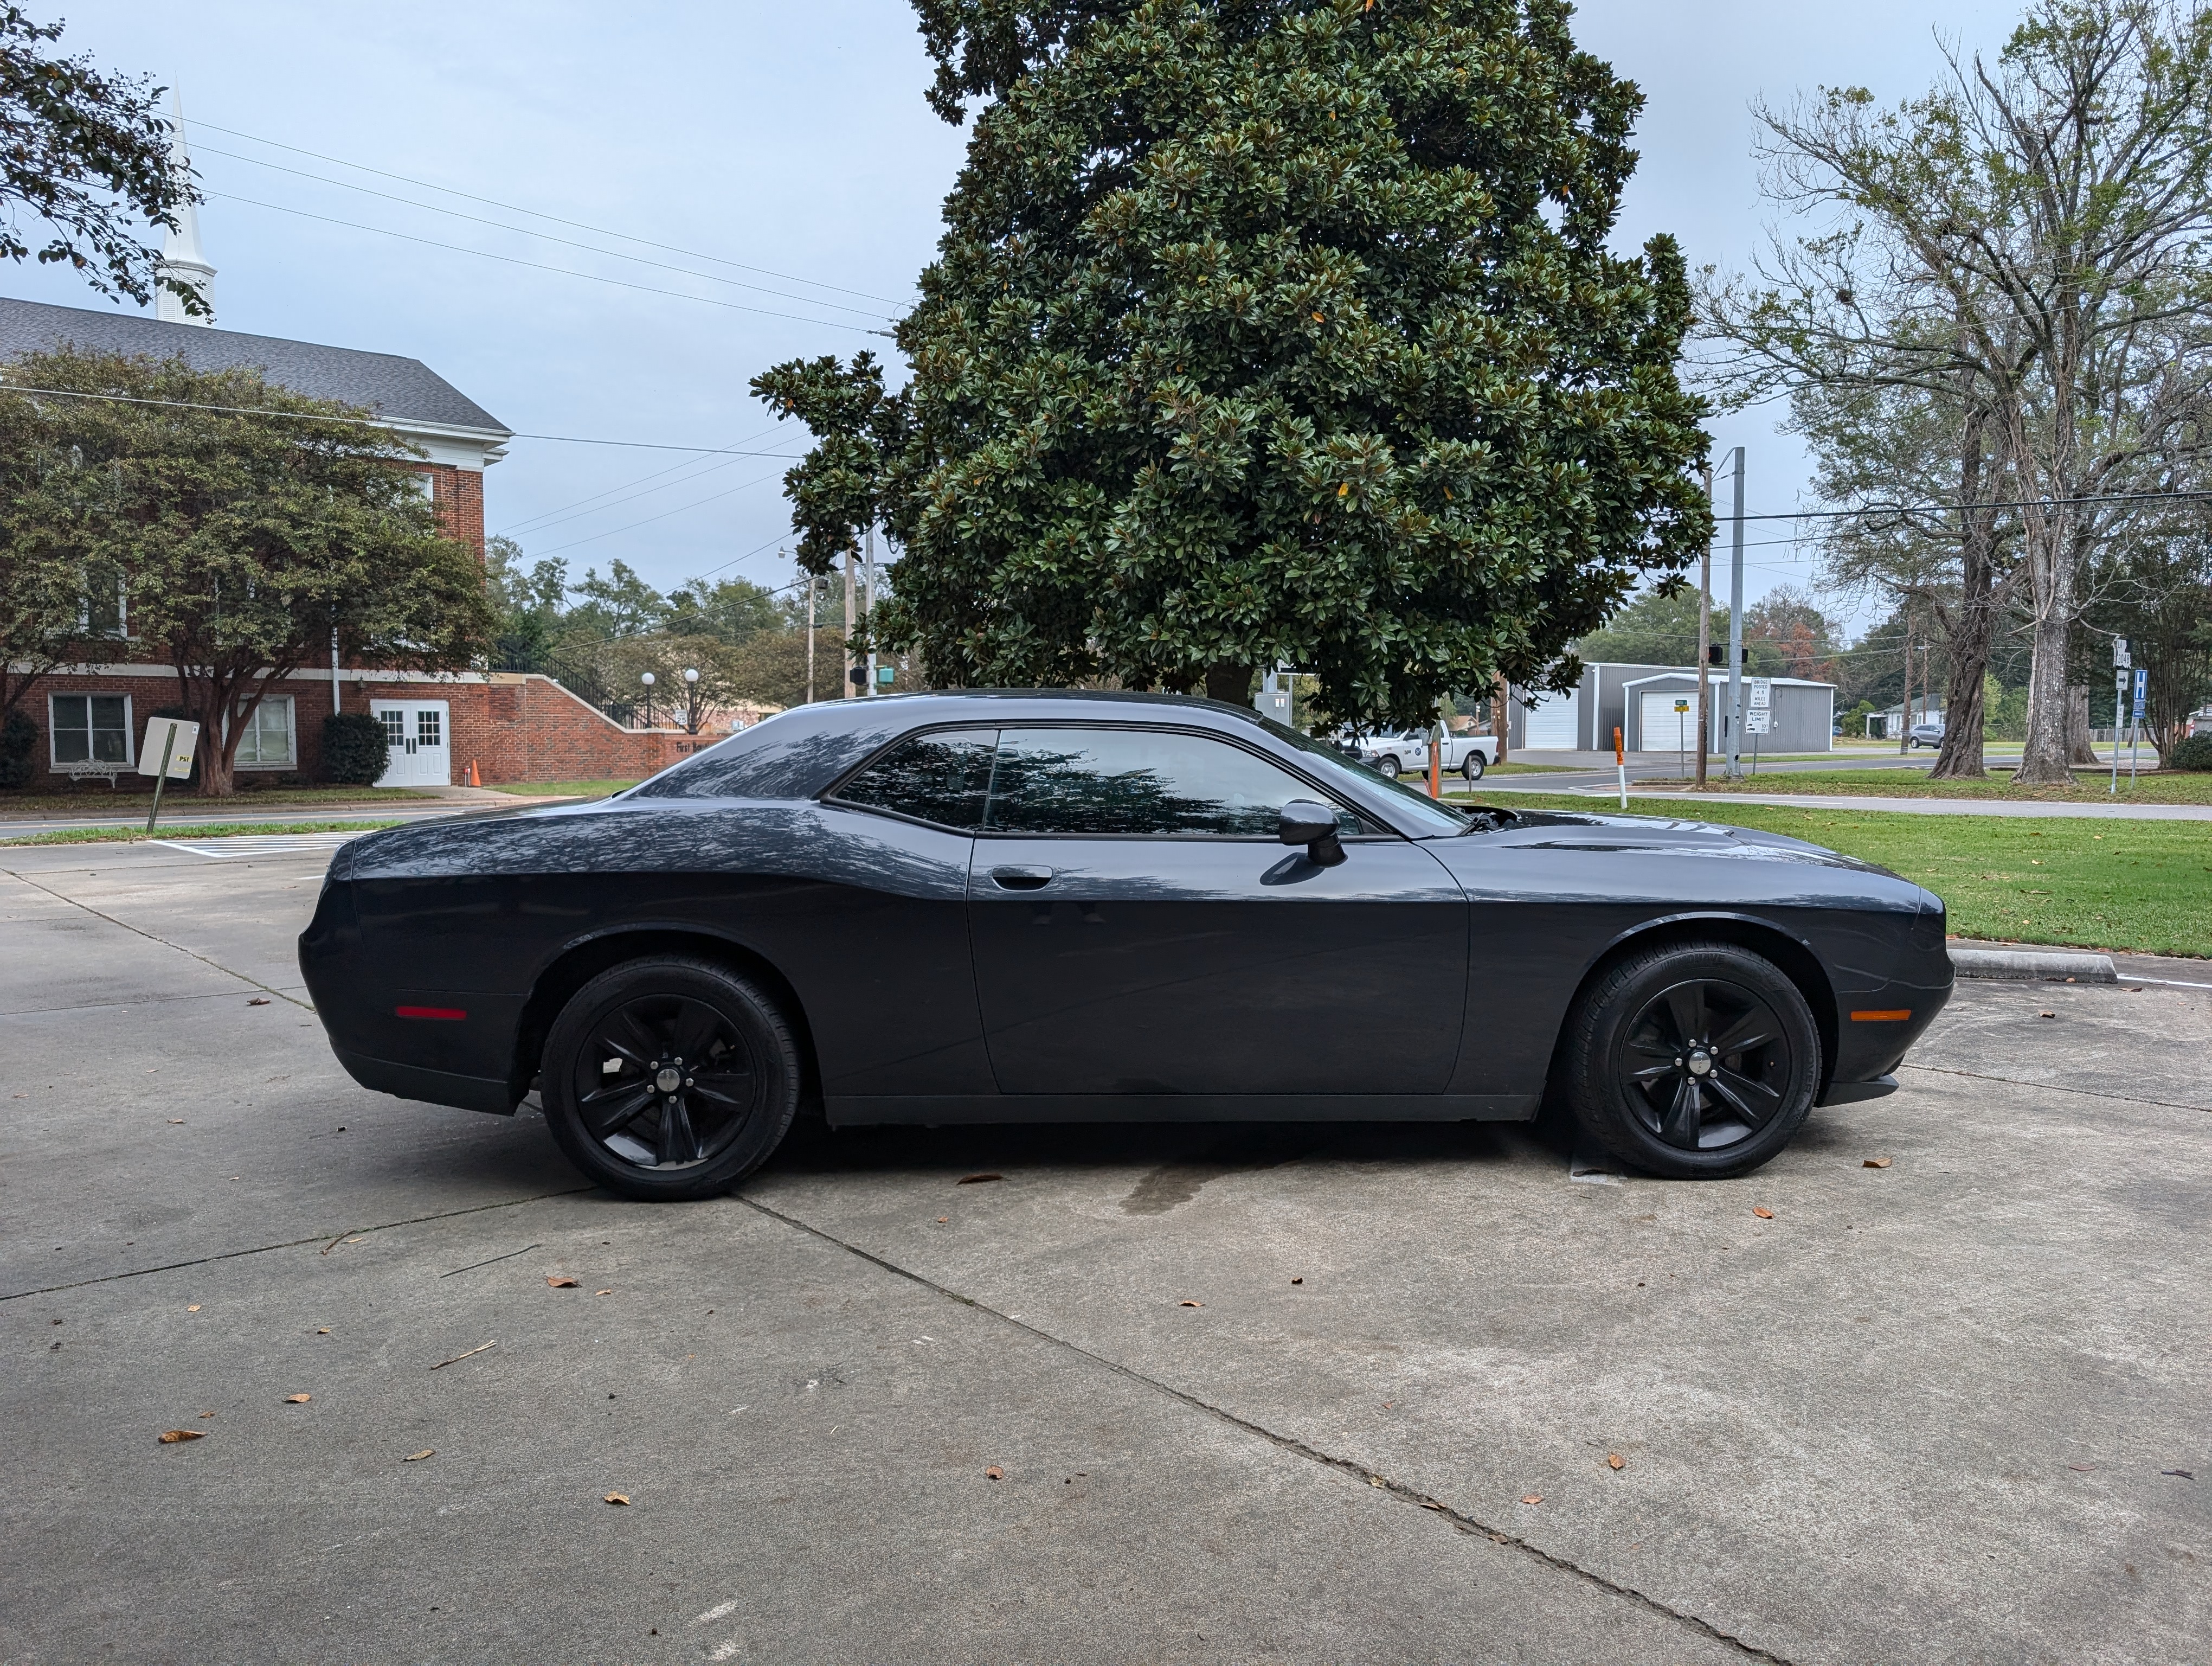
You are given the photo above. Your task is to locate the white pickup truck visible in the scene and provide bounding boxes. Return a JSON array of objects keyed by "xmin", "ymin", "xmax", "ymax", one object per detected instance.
[{"xmin": 1355, "ymin": 727, "xmax": 1499, "ymax": 781}]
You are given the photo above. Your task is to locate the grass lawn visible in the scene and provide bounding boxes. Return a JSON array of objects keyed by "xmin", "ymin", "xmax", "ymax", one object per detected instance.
[
  {"xmin": 1483, "ymin": 761, "xmax": 1583, "ymax": 774},
  {"xmin": 1455, "ymin": 791, "xmax": 2211, "ymax": 958},
  {"xmin": 0, "ymin": 819, "xmax": 407, "ymax": 848},
  {"xmin": 0, "ymin": 786, "xmax": 437, "ymax": 818},
  {"xmin": 488, "ymin": 779, "xmax": 639, "ymax": 798},
  {"xmin": 1626, "ymin": 768, "xmax": 2212, "ymax": 804}
]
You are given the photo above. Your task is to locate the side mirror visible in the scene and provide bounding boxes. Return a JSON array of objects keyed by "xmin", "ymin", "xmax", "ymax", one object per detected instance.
[{"xmin": 1279, "ymin": 799, "xmax": 1346, "ymax": 867}]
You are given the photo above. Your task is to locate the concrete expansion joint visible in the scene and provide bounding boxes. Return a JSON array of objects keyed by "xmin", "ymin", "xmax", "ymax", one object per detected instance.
[
  {"xmin": 0, "ymin": 1187, "xmax": 591, "ymax": 1304},
  {"xmin": 736, "ymin": 1194, "xmax": 1799, "ymax": 1666},
  {"xmin": 1902, "ymin": 1061, "xmax": 2212, "ymax": 1117},
  {"xmin": 2, "ymin": 866, "xmax": 313, "ymax": 1011}
]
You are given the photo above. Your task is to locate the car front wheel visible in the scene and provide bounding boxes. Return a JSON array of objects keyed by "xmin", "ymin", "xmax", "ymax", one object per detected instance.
[
  {"xmin": 1462, "ymin": 753, "xmax": 1486, "ymax": 781},
  {"xmin": 1374, "ymin": 754, "xmax": 1401, "ymax": 778},
  {"xmin": 541, "ymin": 956, "xmax": 801, "ymax": 1201},
  {"xmin": 1560, "ymin": 941, "xmax": 1819, "ymax": 1180}
]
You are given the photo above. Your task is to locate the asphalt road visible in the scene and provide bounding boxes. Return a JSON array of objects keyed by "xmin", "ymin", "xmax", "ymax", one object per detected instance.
[{"xmin": 5, "ymin": 841, "xmax": 2209, "ymax": 1664}]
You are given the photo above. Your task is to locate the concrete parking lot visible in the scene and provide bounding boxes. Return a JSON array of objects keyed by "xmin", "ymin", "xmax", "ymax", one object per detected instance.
[{"xmin": 5, "ymin": 839, "xmax": 2209, "ymax": 1665}]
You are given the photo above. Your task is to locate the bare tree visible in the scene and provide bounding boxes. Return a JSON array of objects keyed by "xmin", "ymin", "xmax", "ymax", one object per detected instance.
[{"xmin": 1702, "ymin": 0, "xmax": 2212, "ymax": 783}]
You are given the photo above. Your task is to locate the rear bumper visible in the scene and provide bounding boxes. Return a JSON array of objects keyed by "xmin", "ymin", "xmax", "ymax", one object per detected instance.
[{"xmin": 332, "ymin": 1047, "xmax": 517, "ymax": 1116}]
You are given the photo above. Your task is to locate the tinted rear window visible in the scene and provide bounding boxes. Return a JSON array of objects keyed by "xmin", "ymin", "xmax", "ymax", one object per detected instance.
[{"xmin": 830, "ymin": 731, "xmax": 996, "ymax": 829}]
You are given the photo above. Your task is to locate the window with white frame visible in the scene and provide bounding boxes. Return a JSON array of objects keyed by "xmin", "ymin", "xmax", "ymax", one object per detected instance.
[
  {"xmin": 50, "ymin": 693, "xmax": 132, "ymax": 765},
  {"xmin": 232, "ymin": 696, "xmax": 297, "ymax": 768}
]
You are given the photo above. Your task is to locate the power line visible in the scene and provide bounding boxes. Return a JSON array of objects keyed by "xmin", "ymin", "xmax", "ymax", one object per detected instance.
[
  {"xmin": 1734, "ymin": 486, "xmax": 2212, "ymax": 523},
  {"xmin": 530, "ymin": 468, "xmax": 788, "ymax": 558},
  {"xmin": 0, "ymin": 382, "xmax": 807, "ymax": 456},
  {"xmin": 194, "ymin": 143, "xmax": 893, "ymax": 322},
  {"xmin": 189, "ymin": 119, "xmax": 912, "ymax": 309},
  {"xmin": 212, "ymin": 194, "xmax": 886, "ymax": 335},
  {"xmin": 496, "ymin": 422, "xmax": 788, "ymax": 539}
]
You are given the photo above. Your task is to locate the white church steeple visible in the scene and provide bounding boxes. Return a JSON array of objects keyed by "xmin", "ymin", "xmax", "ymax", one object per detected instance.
[{"xmin": 155, "ymin": 91, "xmax": 214, "ymax": 325}]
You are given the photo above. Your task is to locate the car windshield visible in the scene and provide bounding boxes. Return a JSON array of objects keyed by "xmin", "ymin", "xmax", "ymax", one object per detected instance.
[{"xmin": 1257, "ymin": 718, "xmax": 1472, "ymax": 835}]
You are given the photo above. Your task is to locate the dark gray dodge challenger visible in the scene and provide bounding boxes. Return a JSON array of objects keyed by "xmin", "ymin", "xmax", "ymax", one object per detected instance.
[{"xmin": 300, "ymin": 690, "xmax": 1952, "ymax": 1199}]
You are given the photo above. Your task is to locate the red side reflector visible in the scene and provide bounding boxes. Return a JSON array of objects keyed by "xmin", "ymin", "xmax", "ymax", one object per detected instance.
[
  {"xmin": 396, "ymin": 1005, "xmax": 467, "ymax": 1021},
  {"xmin": 1849, "ymin": 1009, "xmax": 1912, "ymax": 1023}
]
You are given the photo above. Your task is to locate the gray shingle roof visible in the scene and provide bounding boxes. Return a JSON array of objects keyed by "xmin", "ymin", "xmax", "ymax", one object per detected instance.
[{"xmin": 0, "ymin": 298, "xmax": 508, "ymax": 434}]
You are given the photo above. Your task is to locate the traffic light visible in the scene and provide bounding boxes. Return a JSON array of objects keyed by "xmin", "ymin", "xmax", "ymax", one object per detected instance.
[
  {"xmin": 848, "ymin": 666, "xmax": 869, "ymax": 687},
  {"xmin": 1706, "ymin": 644, "xmax": 1746, "ymax": 666}
]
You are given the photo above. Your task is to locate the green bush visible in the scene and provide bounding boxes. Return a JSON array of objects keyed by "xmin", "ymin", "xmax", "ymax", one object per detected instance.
[
  {"xmin": 2165, "ymin": 732, "xmax": 2212, "ymax": 772},
  {"xmin": 0, "ymin": 709, "xmax": 35, "ymax": 789},
  {"xmin": 322, "ymin": 711, "xmax": 390, "ymax": 785}
]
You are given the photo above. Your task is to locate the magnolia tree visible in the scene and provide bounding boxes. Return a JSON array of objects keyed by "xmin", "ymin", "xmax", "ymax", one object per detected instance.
[
  {"xmin": 761, "ymin": 0, "xmax": 1711, "ymax": 728},
  {"xmin": 3, "ymin": 350, "xmax": 491, "ymax": 794}
]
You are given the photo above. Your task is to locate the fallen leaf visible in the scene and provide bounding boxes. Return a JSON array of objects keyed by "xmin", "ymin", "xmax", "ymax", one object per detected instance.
[
  {"xmin": 1862, "ymin": 1157, "xmax": 1893, "ymax": 1169},
  {"xmin": 547, "ymin": 1276, "xmax": 579, "ymax": 1288},
  {"xmin": 2068, "ymin": 1463, "xmax": 2096, "ymax": 1472},
  {"xmin": 936, "ymin": 1216, "xmax": 949, "ymax": 1224},
  {"xmin": 1290, "ymin": 1277, "xmax": 1303, "ymax": 1285},
  {"xmin": 1368, "ymin": 1475, "xmax": 1385, "ymax": 1488},
  {"xmin": 168, "ymin": 1118, "xmax": 185, "ymax": 1124},
  {"xmin": 1752, "ymin": 1207, "xmax": 1774, "ymax": 1220},
  {"xmin": 603, "ymin": 1492, "xmax": 631, "ymax": 1505},
  {"xmin": 158, "ymin": 1429, "xmax": 204, "ymax": 1444},
  {"xmin": 957, "ymin": 1172, "xmax": 1004, "ymax": 1185},
  {"xmin": 1521, "ymin": 1494, "xmax": 1542, "ymax": 1505},
  {"xmin": 595, "ymin": 1289, "xmax": 613, "ymax": 1296},
  {"xmin": 186, "ymin": 1304, "xmax": 201, "ymax": 1312},
  {"xmin": 1179, "ymin": 1299, "xmax": 1204, "ymax": 1308},
  {"xmin": 1607, "ymin": 1453, "xmax": 1626, "ymax": 1470},
  {"xmin": 404, "ymin": 1449, "xmax": 435, "ymax": 1463},
  {"xmin": 2039, "ymin": 1011, "xmax": 2055, "ymax": 1020},
  {"xmin": 317, "ymin": 1328, "xmax": 330, "ymax": 1335},
  {"xmin": 284, "ymin": 1393, "xmax": 311, "ymax": 1404},
  {"xmin": 248, "ymin": 997, "xmax": 270, "ymax": 1007},
  {"xmin": 1421, "ymin": 1501, "xmax": 1445, "ymax": 1510},
  {"xmin": 198, "ymin": 1411, "xmax": 214, "ymax": 1419},
  {"xmin": 985, "ymin": 1466, "xmax": 1003, "ymax": 1481},
  {"xmin": 427, "ymin": 1340, "xmax": 497, "ymax": 1370}
]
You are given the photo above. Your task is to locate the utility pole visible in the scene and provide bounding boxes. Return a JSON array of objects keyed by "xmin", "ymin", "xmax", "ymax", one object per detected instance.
[
  {"xmin": 863, "ymin": 522, "xmax": 878, "ymax": 696},
  {"xmin": 1695, "ymin": 462, "xmax": 1714, "ymax": 790},
  {"xmin": 1898, "ymin": 610, "xmax": 1912, "ymax": 754},
  {"xmin": 1725, "ymin": 445, "xmax": 1746, "ymax": 780},
  {"xmin": 843, "ymin": 545, "xmax": 858, "ymax": 699},
  {"xmin": 805, "ymin": 567, "xmax": 816, "ymax": 704},
  {"xmin": 1493, "ymin": 670, "xmax": 1509, "ymax": 765}
]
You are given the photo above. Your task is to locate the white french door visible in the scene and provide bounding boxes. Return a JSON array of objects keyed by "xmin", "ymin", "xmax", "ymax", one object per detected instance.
[{"xmin": 371, "ymin": 700, "xmax": 451, "ymax": 787}]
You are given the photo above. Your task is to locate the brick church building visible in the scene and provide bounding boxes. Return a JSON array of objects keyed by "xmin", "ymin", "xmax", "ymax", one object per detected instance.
[{"xmin": 2, "ymin": 125, "xmax": 702, "ymax": 792}]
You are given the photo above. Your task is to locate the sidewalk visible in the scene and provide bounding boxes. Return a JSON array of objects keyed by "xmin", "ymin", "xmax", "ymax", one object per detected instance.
[{"xmin": 1479, "ymin": 781, "xmax": 2212, "ymax": 821}]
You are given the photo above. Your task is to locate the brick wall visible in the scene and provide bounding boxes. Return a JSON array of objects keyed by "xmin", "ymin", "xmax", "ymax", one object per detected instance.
[{"xmin": 12, "ymin": 670, "xmax": 713, "ymax": 793}]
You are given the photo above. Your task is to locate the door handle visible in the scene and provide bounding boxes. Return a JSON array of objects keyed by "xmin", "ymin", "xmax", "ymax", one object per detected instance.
[{"xmin": 989, "ymin": 866, "xmax": 1054, "ymax": 890}]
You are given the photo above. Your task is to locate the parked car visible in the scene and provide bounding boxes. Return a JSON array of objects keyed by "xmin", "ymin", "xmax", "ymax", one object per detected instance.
[
  {"xmin": 1907, "ymin": 721, "xmax": 1945, "ymax": 749},
  {"xmin": 301, "ymin": 690, "xmax": 1952, "ymax": 1197},
  {"xmin": 1357, "ymin": 726, "xmax": 1499, "ymax": 780}
]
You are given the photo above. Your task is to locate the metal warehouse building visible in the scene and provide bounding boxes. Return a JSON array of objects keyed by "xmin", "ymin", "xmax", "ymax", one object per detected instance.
[{"xmin": 1508, "ymin": 663, "xmax": 1836, "ymax": 755}]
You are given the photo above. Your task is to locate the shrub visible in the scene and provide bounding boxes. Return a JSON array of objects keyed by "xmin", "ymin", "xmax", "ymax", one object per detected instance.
[
  {"xmin": 0, "ymin": 710, "xmax": 35, "ymax": 789},
  {"xmin": 322, "ymin": 711, "xmax": 390, "ymax": 785},
  {"xmin": 2165, "ymin": 732, "xmax": 2212, "ymax": 772}
]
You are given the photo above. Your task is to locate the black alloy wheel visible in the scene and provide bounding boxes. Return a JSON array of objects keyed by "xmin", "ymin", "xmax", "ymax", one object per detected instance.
[
  {"xmin": 542, "ymin": 957, "xmax": 800, "ymax": 1201},
  {"xmin": 1562, "ymin": 940, "xmax": 1819, "ymax": 1179}
]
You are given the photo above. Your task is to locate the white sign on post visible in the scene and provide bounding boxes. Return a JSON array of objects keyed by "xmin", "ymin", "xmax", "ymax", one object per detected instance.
[
  {"xmin": 136, "ymin": 717, "xmax": 198, "ymax": 780},
  {"xmin": 1745, "ymin": 709, "xmax": 1772, "ymax": 736},
  {"xmin": 1748, "ymin": 677, "xmax": 1772, "ymax": 710}
]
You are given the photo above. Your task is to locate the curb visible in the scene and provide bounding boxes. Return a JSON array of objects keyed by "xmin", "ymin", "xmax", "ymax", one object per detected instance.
[{"xmin": 1949, "ymin": 946, "xmax": 2117, "ymax": 983}]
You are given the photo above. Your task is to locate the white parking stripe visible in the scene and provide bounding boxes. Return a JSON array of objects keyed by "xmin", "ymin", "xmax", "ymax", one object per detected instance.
[{"xmin": 150, "ymin": 832, "xmax": 367, "ymax": 861}]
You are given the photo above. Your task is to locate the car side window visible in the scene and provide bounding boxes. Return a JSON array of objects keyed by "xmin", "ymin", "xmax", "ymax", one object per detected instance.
[
  {"xmin": 831, "ymin": 730, "xmax": 996, "ymax": 829},
  {"xmin": 985, "ymin": 727, "xmax": 1354, "ymax": 837}
]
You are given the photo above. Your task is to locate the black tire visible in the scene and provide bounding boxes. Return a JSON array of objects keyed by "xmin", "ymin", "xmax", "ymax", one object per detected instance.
[
  {"xmin": 1561, "ymin": 940, "xmax": 1819, "ymax": 1180},
  {"xmin": 1462, "ymin": 752, "xmax": 1486, "ymax": 781},
  {"xmin": 1375, "ymin": 754, "xmax": 1401, "ymax": 779},
  {"xmin": 541, "ymin": 957, "xmax": 801, "ymax": 1201}
]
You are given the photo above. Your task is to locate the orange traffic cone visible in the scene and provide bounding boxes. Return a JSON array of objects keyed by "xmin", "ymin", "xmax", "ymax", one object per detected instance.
[{"xmin": 467, "ymin": 759, "xmax": 481, "ymax": 787}]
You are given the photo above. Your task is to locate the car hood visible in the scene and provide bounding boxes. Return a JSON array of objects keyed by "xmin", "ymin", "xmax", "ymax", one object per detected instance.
[{"xmin": 1453, "ymin": 807, "xmax": 1899, "ymax": 877}]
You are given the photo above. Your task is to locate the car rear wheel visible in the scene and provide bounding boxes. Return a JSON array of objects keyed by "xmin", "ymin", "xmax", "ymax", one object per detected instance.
[
  {"xmin": 1461, "ymin": 753, "xmax": 1486, "ymax": 781},
  {"xmin": 541, "ymin": 957, "xmax": 801, "ymax": 1201},
  {"xmin": 1374, "ymin": 754, "xmax": 1401, "ymax": 778},
  {"xmin": 1561, "ymin": 941, "xmax": 1819, "ymax": 1180}
]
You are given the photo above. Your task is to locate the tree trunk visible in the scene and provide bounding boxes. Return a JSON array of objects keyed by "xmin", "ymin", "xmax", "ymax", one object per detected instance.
[
  {"xmin": 1930, "ymin": 402, "xmax": 1998, "ymax": 780},
  {"xmin": 1493, "ymin": 672, "xmax": 1510, "ymax": 764},
  {"xmin": 1203, "ymin": 662, "xmax": 1251, "ymax": 707},
  {"xmin": 2065, "ymin": 685, "xmax": 2100, "ymax": 766},
  {"xmin": 2017, "ymin": 556, "xmax": 2081, "ymax": 785}
]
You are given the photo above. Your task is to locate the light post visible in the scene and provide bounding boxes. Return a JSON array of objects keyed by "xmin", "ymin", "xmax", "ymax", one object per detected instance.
[
  {"xmin": 639, "ymin": 670, "xmax": 655, "ymax": 729},
  {"xmin": 683, "ymin": 666, "xmax": 700, "ymax": 735}
]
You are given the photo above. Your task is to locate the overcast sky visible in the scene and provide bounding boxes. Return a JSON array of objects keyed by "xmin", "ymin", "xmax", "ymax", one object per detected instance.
[{"xmin": 8, "ymin": 0, "xmax": 2011, "ymax": 632}]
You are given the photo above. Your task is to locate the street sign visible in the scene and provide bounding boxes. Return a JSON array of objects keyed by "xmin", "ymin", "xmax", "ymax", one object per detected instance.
[
  {"xmin": 2133, "ymin": 667, "xmax": 2147, "ymax": 720},
  {"xmin": 1748, "ymin": 677, "xmax": 1771, "ymax": 710},
  {"xmin": 2113, "ymin": 637, "xmax": 2130, "ymax": 668},
  {"xmin": 1673, "ymin": 699, "xmax": 1689, "ymax": 713},
  {"xmin": 136, "ymin": 717, "xmax": 197, "ymax": 781},
  {"xmin": 1745, "ymin": 709, "xmax": 1772, "ymax": 736},
  {"xmin": 876, "ymin": 665, "xmax": 896, "ymax": 686}
]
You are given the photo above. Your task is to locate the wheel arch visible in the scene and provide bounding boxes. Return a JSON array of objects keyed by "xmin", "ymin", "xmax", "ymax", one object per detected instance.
[
  {"xmin": 1560, "ymin": 913, "xmax": 1838, "ymax": 1092},
  {"xmin": 510, "ymin": 927, "xmax": 819, "ymax": 1106}
]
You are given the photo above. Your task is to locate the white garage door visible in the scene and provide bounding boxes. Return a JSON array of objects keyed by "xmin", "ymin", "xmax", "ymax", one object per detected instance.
[
  {"xmin": 1522, "ymin": 690, "xmax": 1580, "ymax": 749},
  {"xmin": 1639, "ymin": 690, "xmax": 1699, "ymax": 755}
]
